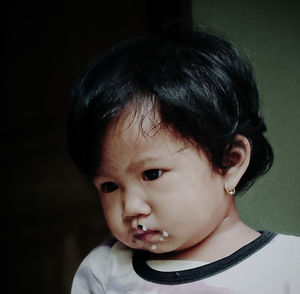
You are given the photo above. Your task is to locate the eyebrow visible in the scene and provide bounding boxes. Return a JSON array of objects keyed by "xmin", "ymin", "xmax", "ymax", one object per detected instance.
[
  {"xmin": 129, "ymin": 155, "xmax": 165, "ymax": 168},
  {"xmin": 129, "ymin": 147, "xmax": 186, "ymax": 169}
]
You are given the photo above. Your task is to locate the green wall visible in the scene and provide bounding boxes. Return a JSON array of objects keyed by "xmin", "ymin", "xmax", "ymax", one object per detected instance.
[{"xmin": 192, "ymin": 0, "xmax": 300, "ymax": 235}]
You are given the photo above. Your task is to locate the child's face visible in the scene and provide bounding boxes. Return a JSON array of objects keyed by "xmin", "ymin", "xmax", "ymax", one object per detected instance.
[{"xmin": 93, "ymin": 107, "xmax": 231, "ymax": 255}]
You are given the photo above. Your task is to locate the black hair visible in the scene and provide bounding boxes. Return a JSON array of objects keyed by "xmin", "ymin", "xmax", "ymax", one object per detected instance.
[{"xmin": 67, "ymin": 31, "xmax": 273, "ymax": 193}]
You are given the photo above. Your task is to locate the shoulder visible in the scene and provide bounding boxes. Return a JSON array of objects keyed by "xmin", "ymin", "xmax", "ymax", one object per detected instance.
[
  {"xmin": 71, "ymin": 238, "xmax": 134, "ymax": 294},
  {"xmin": 269, "ymin": 233, "xmax": 300, "ymax": 250},
  {"xmin": 276, "ymin": 232, "xmax": 300, "ymax": 241},
  {"xmin": 255, "ymin": 232, "xmax": 300, "ymax": 268},
  {"xmin": 271, "ymin": 233, "xmax": 300, "ymax": 255}
]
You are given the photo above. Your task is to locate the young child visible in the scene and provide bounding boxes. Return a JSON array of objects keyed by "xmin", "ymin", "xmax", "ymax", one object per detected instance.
[{"xmin": 68, "ymin": 31, "xmax": 300, "ymax": 293}]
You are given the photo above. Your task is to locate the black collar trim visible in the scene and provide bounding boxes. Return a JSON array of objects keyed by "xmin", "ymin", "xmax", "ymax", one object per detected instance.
[{"xmin": 132, "ymin": 231, "xmax": 276, "ymax": 285}]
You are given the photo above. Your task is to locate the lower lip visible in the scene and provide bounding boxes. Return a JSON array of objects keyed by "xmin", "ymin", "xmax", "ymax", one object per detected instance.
[{"xmin": 134, "ymin": 231, "xmax": 162, "ymax": 242}]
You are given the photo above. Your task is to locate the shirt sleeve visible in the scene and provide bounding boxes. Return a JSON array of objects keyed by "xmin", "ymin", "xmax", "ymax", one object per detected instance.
[
  {"xmin": 71, "ymin": 240, "xmax": 115, "ymax": 294},
  {"xmin": 71, "ymin": 259, "xmax": 105, "ymax": 294}
]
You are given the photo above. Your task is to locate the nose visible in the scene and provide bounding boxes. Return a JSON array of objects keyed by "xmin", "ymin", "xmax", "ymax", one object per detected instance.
[{"xmin": 122, "ymin": 188, "xmax": 152, "ymax": 221}]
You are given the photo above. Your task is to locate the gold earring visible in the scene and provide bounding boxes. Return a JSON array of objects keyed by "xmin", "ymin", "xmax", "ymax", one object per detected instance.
[{"xmin": 225, "ymin": 181, "xmax": 235, "ymax": 197}]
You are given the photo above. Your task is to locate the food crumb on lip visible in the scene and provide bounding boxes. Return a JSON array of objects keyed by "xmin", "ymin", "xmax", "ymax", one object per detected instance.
[
  {"xmin": 163, "ymin": 231, "xmax": 169, "ymax": 237},
  {"xmin": 151, "ymin": 244, "xmax": 157, "ymax": 250}
]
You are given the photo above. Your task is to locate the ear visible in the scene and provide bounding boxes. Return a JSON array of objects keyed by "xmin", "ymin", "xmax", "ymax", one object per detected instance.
[{"xmin": 222, "ymin": 135, "xmax": 251, "ymax": 191}]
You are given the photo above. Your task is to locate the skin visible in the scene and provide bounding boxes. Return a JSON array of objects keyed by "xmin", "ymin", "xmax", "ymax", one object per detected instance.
[{"xmin": 93, "ymin": 106, "xmax": 260, "ymax": 262}]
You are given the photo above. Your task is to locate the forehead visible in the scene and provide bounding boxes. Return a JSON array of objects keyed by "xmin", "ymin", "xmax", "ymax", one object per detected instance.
[{"xmin": 102, "ymin": 101, "xmax": 181, "ymax": 152}]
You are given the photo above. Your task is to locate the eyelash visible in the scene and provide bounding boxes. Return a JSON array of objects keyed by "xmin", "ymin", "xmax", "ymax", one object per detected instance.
[
  {"xmin": 142, "ymin": 169, "xmax": 164, "ymax": 181},
  {"xmin": 100, "ymin": 182, "xmax": 119, "ymax": 193},
  {"xmin": 100, "ymin": 169, "xmax": 164, "ymax": 194}
]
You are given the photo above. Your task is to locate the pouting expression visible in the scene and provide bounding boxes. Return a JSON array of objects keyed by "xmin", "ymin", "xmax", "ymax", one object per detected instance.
[{"xmin": 93, "ymin": 105, "xmax": 232, "ymax": 255}]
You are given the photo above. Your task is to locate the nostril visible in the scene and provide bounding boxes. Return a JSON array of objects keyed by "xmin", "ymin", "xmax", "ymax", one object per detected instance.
[{"xmin": 137, "ymin": 224, "xmax": 148, "ymax": 231}]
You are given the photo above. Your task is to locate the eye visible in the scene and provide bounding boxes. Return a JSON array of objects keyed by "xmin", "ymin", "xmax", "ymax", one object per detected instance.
[
  {"xmin": 142, "ymin": 169, "xmax": 163, "ymax": 181},
  {"xmin": 100, "ymin": 182, "xmax": 119, "ymax": 193}
]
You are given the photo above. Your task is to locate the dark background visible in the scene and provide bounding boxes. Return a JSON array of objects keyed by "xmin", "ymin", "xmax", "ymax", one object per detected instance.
[
  {"xmin": 2, "ymin": 1, "xmax": 191, "ymax": 293},
  {"xmin": 4, "ymin": 1, "xmax": 300, "ymax": 293}
]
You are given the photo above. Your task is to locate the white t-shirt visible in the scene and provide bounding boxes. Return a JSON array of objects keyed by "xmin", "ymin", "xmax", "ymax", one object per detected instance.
[{"xmin": 71, "ymin": 231, "xmax": 300, "ymax": 293}]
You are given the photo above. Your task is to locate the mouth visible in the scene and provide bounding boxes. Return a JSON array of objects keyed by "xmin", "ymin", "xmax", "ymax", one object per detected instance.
[{"xmin": 133, "ymin": 229, "xmax": 163, "ymax": 243}]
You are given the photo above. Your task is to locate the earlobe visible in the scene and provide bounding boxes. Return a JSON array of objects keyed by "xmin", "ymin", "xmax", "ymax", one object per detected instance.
[{"xmin": 222, "ymin": 135, "xmax": 251, "ymax": 192}]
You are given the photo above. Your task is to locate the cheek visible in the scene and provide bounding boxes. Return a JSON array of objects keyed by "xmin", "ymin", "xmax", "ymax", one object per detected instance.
[
  {"xmin": 155, "ymin": 175, "xmax": 225, "ymax": 226},
  {"xmin": 103, "ymin": 210, "xmax": 125, "ymax": 242},
  {"xmin": 101, "ymin": 198, "xmax": 122, "ymax": 229}
]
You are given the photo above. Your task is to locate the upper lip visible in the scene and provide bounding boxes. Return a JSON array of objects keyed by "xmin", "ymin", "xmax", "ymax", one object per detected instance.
[{"xmin": 133, "ymin": 228, "xmax": 158, "ymax": 237}]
